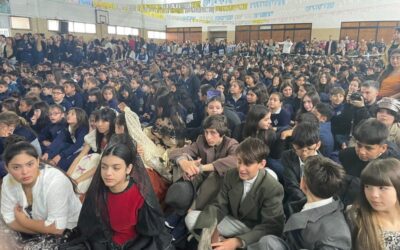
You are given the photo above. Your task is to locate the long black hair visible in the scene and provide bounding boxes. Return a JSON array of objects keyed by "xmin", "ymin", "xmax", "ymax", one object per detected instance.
[{"xmin": 95, "ymin": 107, "xmax": 116, "ymax": 153}]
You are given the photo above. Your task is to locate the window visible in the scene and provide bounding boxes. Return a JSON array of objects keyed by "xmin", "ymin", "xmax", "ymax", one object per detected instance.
[
  {"xmin": 148, "ymin": 31, "xmax": 166, "ymax": 39},
  {"xmin": 109, "ymin": 25, "xmax": 138, "ymax": 35},
  {"xmin": 108, "ymin": 25, "xmax": 116, "ymax": 34},
  {"xmin": 68, "ymin": 21, "xmax": 96, "ymax": 34},
  {"xmin": 48, "ymin": 20, "xmax": 59, "ymax": 31},
  {"xmin": 0, "ymin": 29, "xmax": 9, "ymax": 37},
  {"xmin": 11, "ymin": 17, "xmax": 30, "ymax": 30}
]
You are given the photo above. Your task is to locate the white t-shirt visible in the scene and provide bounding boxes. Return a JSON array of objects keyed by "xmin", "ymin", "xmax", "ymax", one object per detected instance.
[{"xmin": 1, "ymin": 165, "xmax": 82, "ymax": 230}]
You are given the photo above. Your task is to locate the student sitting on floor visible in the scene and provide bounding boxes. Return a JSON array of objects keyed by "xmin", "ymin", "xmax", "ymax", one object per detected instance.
[
  {"xmin": 186, "ymin": 137, "xmax": 284, "ymax": 249},
  {"xmin": 249, "ymin": 155, "xmax": 351, "ymax": 250}
]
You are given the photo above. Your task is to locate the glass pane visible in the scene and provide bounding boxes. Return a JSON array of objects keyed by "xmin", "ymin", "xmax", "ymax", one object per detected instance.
[
  {"xmin": 48, "ymin": 20, "xmax": 59, "ymax": 31},
  {"xmin": 108, "ymin": 26, "xmax": 115, "ymax": 34},
  {"xmin": 74, "ymin": 22, "xmax": 85, "ymax": 33},
  {"xmin": 11, "ymin": 17, "xmax": 30, "ymax": 29},
  {"xmin": 116, "ymin": 26, "xmax": 124, "ymax": 35},
  {"xmin": 86, "ymin": 23, "xmax": 96, "ymax": 33},
  {"xmin": 68, "ymin": 22, "xmax": 74, "ymax": 32}
]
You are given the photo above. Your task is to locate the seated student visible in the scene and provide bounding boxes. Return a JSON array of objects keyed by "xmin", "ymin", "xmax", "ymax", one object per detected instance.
[
  {"xmin": 67, "ymin": 107, "xmax": 116, "ymax": 193},
  {"xmin": 280, "ymin": 82, "xmax": 296, "ymax": 119},
  {"xmin": 268, "ymin": 92, "xmax": 291, "ymax": 130},
  {"xmin": 84, "ymin": 87, "xmax": 103, "ymax": 116},
  {"xmin": 29, "ymin": 83, "xmax": 42, "ymax": 97},
  {"xmin": 50, "ymin": 85, "xmax": 72, "ymax": 112},
  {"xmin": 0, "ymin": 80, "xmax": 11, "ymax": 101},
  {"xmin": 226, "ymin": 80, "xmax": 248, "ymax": 121},
  {"xmin": 282, "ymin": 122, "xmax": 321, "ymax": 206},
  {"xmin": 0, "ymin": 111, "xmax": 42, "ymax": 156},
  {"xmin": 101, "ymin": 85, "xmax": 119, "ymax": 111},
  {"xmin": 347, "ymin": 158, "xmax": 400, "ymax": 250},
  {"xmin": 339, "ymin": 118, "xmax": 400, "ymax": 206},
  {"xmin": 48, "ymin": 108, "xmax": 89, "ymax": 171},
  {"xmin": 129, "ymin": 78, "xmax": 145, "ymax": 115},
  {"xmin": 40, "ymin": 104, "xmax": 67, "ymax": 161},
  {"xmin": 63, "ymin": 80, "xmax": 84, "ymax": 109},
  {"xmin": 168, "ymin": 115, "xmax": 239, "ymax": 210},
  {"xmin": 18, "ymin": 96, "xmax": 37, "ymax": 122},
  {"xmin": 330, "ymin": 87, "xmax": 349, "ymax": 148},
  {"xmin": 312, "ymin": 103, "xmax": 335, "ymax": 158},
  {"xmin": 249, "ymin": 155, "xmax": 351, "ymax": 250},
  {"xmin": 40, "ymin": 82, "xmax": 55, "ymax": 104},
  {"xmin": 186, "ymin": 138, "xmax": 284, "ymax": 249},
  {"xmin": 1, "ymin": 142, "xmax": 81, "ymax": 235},
  {"xmin": 77, "ymin": 135, "xmax": 172, "ymax": 249},
  {"xmin": 1, "ymin": 98, "xmax": 18, "ymax": 113},
  {"xmin": 376, "ymin": 97, "xmax": 400, "ymax": 149}
]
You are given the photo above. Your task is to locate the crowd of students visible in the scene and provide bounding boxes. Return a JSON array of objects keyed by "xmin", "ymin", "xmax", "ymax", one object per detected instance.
[{"xmin": 0, "ymin": 29, "xmax": 399, "ymax": 250}]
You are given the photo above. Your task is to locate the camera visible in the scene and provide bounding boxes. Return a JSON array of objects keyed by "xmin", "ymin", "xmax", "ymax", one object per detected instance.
[{"xmin": 350, "ymin": 92, "xmax": 363, "ymax": 101}]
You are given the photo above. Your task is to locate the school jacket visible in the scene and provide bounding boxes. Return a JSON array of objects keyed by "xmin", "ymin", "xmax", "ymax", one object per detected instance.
[{"xmin": 194, "ymin": 169, "xmax": 285, "ymax": 246}]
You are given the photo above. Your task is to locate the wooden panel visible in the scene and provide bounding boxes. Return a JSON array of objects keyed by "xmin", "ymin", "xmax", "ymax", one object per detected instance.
[
  {"xmin": 167, "ymin": 33, "xmax": 178, "ymax": 42},
  {"xmin": 271, "ymin": 30, "xmax": 284, "ymax": 41},
  {"xmin": 377, "ymin": 27, "xmax": 396, "ymax": 42},
  {"xmin": 250, "ymin": 25, "xmax": 259, "ymax": 31},
  {"xmin": 176, "ymin": 32, "xmax": 184, "ymax": 43},
  {"xmin": 272, "ymin": 24, "xmax": 284, "ymax": 30},
  {"xmin": 186, "ymin": 32, "xmax": 201, "ymax": 42},
  {"xmin": 236, "ymin": 26, "xmax": 249, "ymax": 31},
  {"xmin": 190, "ymin": 27, "xmax": 202, "ymax": 32},
  {"xmin": 295, "ymin": 23, "xmax": 311, "ymax": 29},
  {"xmin": 294, "ymin": 30, "xmax": 310, "ymax": 42},
  {"xmin": 340, "ymin": 28, "xmax": 359, "ymax": 41},
  {"xmin": 284, "ymin": 30, "xmax": 294, "ymax": 41},
  {"xmin": 379, "ymin": 21, "xmax": 398, "ymax": 27},
  {"xmin": 167, "ymin": 28, "xmax": 178, "ymax": 32},
  {"xmin": 358, "ymin": 28, "xmax": 377, "ymax": 41},
  {"xmin": 236, "ymin": 31, "xmax": 249, "ymax": 43},
  {"xmin": 285, "ymin": 24, "xmax": 295, "ymax": 29},
  {"xmin": 259, "ymin": 30, "xmax": 271, "ymax": 41},
  {"xmin": 360, "ymin": 21, "xmax": 378, "ymax": 27},
  {"xmin": 342, "ymin": 22, "xmax": 359, "ymax": 28},
  {"xmin": 250, "ymin": 31, "xmax": 259, "ymax": 41}
]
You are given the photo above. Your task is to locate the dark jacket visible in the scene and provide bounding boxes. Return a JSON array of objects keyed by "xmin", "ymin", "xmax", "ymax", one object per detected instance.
[
  {"xmin": 194, "ymin": 169, "xmax": 285, "ymax": 246},
  {"xmin": 281, "ymin": 149, "xmax": 306, "ymax": 204},
  {"xmin": 65, "ymin": 92, "xmax": 85, "ymax": 109},
  {"xmin": 39, "ymin": 120, "xmax": 67, "ymax": 158}
]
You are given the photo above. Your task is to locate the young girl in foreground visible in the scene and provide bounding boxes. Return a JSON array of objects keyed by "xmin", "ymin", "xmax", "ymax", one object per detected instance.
[
  {"xmin": 77, "ymin": 135, "xmax": 172, "ymax": 249},
  {"xmin": 349, "ymin": 158, "xmax": 400, "ymax": 250}
]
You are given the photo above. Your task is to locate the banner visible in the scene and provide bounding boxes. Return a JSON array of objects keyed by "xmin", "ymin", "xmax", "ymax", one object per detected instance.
[{"xmin": 215, "ymin": 3, "xmax": 248, "ymax": 12}]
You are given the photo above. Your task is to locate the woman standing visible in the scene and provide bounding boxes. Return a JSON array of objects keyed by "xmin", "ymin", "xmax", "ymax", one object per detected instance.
[
  {"xmin": 1, "ymin": 142, "xmax": 81, "ymax": 235},
  {"xmin": 378, "ymin": 48, "xmax": 400, "ymax": 98},
  {"xmin": 348, "ymin": 158, "xmax": 400, "ymax": 250}
]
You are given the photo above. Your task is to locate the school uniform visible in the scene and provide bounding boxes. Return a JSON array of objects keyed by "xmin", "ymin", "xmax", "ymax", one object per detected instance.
[
  {"xmin": 0, "ymin": 90, "xmax": 11, "ymax": 101},
  {"xmin": 192, "ymin": 169, "xmax": 285, "ymax": 246},
  {"xmin": 50, "ymin": 98, "xmax": 73, "ymax": 112},
  {"xmin": 249, "ymin": 199, "xmax": 351, "ymax": 250},
  {"xmin": 226, "ymin": 94, "xmax": 248, "ymax": 121},
  {"xmin": 58, "ymin": 125, "xmax": 89, "ymax": 171},
  {"xmin": 271, "ymin": 108, "xmax": 291, "ymax": 129},
  {"xmin": 39, "ymin": 120, "xmax": 68, "ymax": 158},
  {"xmin": 65, "ymin": 92, "xmax": 85, "ymax": 109}
]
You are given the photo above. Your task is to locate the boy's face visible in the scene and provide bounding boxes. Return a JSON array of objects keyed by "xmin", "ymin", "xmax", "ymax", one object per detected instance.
[
  {"xmin": 43, "ymin": 87, "xmax": 52, "ymax": 95},
  {"xmin": 355, "ymin": 141, "xmax": 387, "ymax": 162},
  {"xmin": 330, "ymin": 93, "xmax": 344, "ymax": 107},
  {"xmin": 52, "ymin": 89, "xmax": 65, "ymax": 102},
  {"xmin": 293, "ymin": 142, "xmax": 320, "ymax": 161},
  {"xmin": 237, "ymin": 157, "xmax": 265, "ymax": 181},
  {"xmin": 19, "ymin": 101, "xmax": 30, "ymax": 113},
  {"xmin": 30, "ymin": 87, "xmax": 41, "ymax": 95},
  {"xmin": 0, "ymin": 84, "xmax": 7, "ymax": 93}
]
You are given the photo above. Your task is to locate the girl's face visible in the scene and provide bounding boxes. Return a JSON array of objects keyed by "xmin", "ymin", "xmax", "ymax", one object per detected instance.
[
  {"xmin": 88, "ymin": 95, "xmax": 97, "ymax": 102},
  {"xmin": 258, "ymin": 112, "xmax": 272, "ymax": 130},
  {"xmin": 48, "ymin": 108, "xmax": 64, "ymax": 124},
  {"xmin": 96, "ymin": 119, "xmax": 110, "ymax": 134},
  {"xmin": 245, "ymin": 76, "xmax": 254, "ymax": 86},
  {"xmin": 18, "ymin": 101, "xmax": 30, "ymax": 113},
  {"xmin": 6, "ymin": 152, "xmax": 40, "ymax": 187},
  {"xmin": 268, "ymin": 94, "xmax": 282, "ymax": 111},
  {"xmin": 364, "ymin": 184, "xmax": 399, "ymax": 213},
  {"xmin": 103, "ymin": 90, "xmax": 114, "ymax": 101},
  {"xmin": 67, "ymin": 110, "xmax": 78, "ymax": 125},
  {"xmin": 377, "ymin": 109, "xmax": 396, "ymax": 127},
  {"xmin": 319, "ymin": 74, "xmax": 328, "ymax": 84},
  {"xmin": 216, "ymin": 85, "xmax": 225, "ymax": 93},
  {"xmin": 0, "ymin": 122, "xmax": 15, "ymax": 137},
  {"xmin": 89, "ymin": 115, "xmax": 96, "ymax": 131},
  {"xmin": 296, "ymin": 77, "xmax": 305, "ymax": 86},
  {"xmin": 298, "ymin": 86, "xmax": 307, "ymax": 99},
  {"xmin": 303, "ymin": 96, "xmax": 314, "ymax": 112},
  {"xmin": 390, "ymin": 52, "xmax": 400, "ymax": 69},
  {"xmin": 101, "ymin": 155, "xmax": 132, "ymax": 192},
  {"xmin": 207, "ymin": 101, "xmax": 223, "ymax": 116},
  {"xmin": 272, "ymin": 77, "xmax": 280, "ymax": 87},
  {"xmin": 246, "ymin": 91, "xmax": 257, "ymax": 104},
  {"xmin": 230, "ymin": 82, "xmax": 242, "ymax": 95},
  {"xmin": 349, "ymin": 80, "xmax": 360, "ymax": 93},
  {"xmin": 282, "ymin": 86, "xmax": 293, "ymax": 97},
  {"xmin": 115, "ymin": 123, "xmax": 125, "ymax": 135}
]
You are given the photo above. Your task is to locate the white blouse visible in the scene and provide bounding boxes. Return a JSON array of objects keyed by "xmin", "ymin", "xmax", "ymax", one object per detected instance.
[{"xmin": 1, "ymin": 165, "xmax": 82, "ymax": 230}]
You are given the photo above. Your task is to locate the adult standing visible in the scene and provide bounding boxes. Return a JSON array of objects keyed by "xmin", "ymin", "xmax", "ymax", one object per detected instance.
[{"xmin": 378, "ymin": 48, "xmax": 400, "ymax": 98}]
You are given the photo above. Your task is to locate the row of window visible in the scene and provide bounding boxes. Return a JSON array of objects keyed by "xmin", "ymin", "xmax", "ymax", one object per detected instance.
[{"xmin": 9, "ymin": 17, "xmax": 165, "ymax": 39}]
